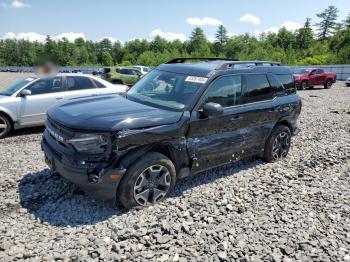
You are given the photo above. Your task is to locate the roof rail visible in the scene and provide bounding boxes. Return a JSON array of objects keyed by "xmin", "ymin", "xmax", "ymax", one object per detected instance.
[
  {"xmin": 216, "ymin": 61, "xmax": 281, "ymax": 70},
  {"xmin": 165, "ymin": 57, "xmax": 238, "ymax": 64}
]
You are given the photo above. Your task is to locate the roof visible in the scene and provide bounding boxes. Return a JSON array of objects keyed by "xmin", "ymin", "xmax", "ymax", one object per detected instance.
[{"xmin": 157, "ymin": 60, "xmax": 290, "ymax": 77}]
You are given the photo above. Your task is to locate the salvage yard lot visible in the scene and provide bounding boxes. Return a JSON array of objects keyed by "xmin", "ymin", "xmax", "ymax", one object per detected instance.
[{"xmin": 0, "ymin": 73, "xmax": 350, "ymax": 261}]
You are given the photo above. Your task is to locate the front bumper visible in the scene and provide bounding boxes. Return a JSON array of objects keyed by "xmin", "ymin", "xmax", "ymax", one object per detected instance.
[{"xmin": 42, "ymin": 130, "xmax": 126, "ymax": 201}]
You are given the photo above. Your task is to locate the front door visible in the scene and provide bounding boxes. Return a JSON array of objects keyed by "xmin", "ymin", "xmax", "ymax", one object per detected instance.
[
  {"xmin": 17, "ymin": 76, "xmax": 66, "ymax": 126},
  {"xmin": 187, "ymin": 75, "xmax": 249, "ymax": 172}
]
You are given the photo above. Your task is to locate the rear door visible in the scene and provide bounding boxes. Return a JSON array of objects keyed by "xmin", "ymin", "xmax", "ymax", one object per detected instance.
[
  {"xmin": 64, "ymin": 75, "xmax": 103, "ymax": 99},
  {"xmin": 17, "ymin": 76, "xmax": 67, "ymax": 126}
]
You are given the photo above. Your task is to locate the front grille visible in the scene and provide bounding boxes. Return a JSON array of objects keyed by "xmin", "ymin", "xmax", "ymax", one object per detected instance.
[{"xmin": 45, "ymin": 117, "xmax": 75, "ymax": 150}]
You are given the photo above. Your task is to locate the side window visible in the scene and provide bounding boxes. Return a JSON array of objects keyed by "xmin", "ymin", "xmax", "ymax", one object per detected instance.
[
  {"xmin": 119, "ymin": 68, "xmax": 128, "ymax": 74},
  {"xmin": 242, "ymin": 74, "xmax": 273, "ymax": 103},
  {"xmin": 310, "ymin": 69, "xmax": 317, "ymax": 75},
  {"xmin": 67, "ymin": 76, "xmax": 95, "ymax": 91},
  {"xmin": 27, "ymin": 77, "xmax": 64, "ymax": 95},
  {"xmin": 204, "ymin": 75, "xmax": 242, "ymax": 107},
  {"xmin": 131, "ymin": 69, "xmax": 141, "ymax": 75},
  {"xmin": 316, "ymin": 69, "xmax": 324, "ymax": 74},
  {"xmin": 92, "ymin": 79, "xmax": 106, "ymax": 88},
  {"xmin": 276, "ymin": 74, "xmax": 295, "ymax": 92},
  {"xmin": 267, "ymin": 74, "xmax": 284, "ymax": 94}
]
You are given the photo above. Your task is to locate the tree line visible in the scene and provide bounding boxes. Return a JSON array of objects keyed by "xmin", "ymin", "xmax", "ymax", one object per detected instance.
[{"xmin": 1, "ymin": 6, "xmax": 349, "ymax": 67}]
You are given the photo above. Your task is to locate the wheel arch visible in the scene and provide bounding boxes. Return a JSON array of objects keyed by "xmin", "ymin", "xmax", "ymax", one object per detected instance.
[
  {"xmin": 0, "ymin": 110, "xmax": 15, "ymax": 128},
  {"xmin": 115, "ymin": 141, "xmax": 187, "ymax": 173}
]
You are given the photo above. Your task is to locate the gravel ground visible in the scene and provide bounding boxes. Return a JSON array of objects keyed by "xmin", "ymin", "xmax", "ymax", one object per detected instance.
[{"xmin": 0, "ymin": 73, "xmax": 350, "ymax": 261}]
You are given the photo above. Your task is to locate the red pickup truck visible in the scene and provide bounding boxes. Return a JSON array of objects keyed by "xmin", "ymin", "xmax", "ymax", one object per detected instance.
[{"xmin": 293, "ymin": 68, "xmax": 337, "ymax": 90}]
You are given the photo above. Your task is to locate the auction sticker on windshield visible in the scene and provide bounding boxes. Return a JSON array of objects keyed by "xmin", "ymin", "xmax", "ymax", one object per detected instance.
[{"xmin": 185, "ymin": 76, "xmax": 208, "ymax": 84}]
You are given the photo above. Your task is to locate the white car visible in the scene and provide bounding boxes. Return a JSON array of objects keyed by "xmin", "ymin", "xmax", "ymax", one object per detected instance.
[
  {"xmin": 346, "ymin": 77, "xmax": 350, "ymax": 87},
  {"xmin": 132, "ymin": 66, "xmax": 151, "ymax": 75},
  {"xmin": 0, "ymin": 73, "xmax": 128, "ymax": 138}
]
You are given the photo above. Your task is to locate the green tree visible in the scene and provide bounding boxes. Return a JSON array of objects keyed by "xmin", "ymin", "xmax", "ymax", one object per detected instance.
[
  {"xmin": 296, "ymin": 18, "xmax": 314, "ymax": 51},
  {"xmin": 316, "ymin": 6, "xmax": 339, "ymax": 40},
  {"xmin": 188, "ymin": 27, "xmax": 210, "ymax": 56},
  {"xmin": 101, "ymin": 51, "xmax": 113, "ymax": 66}
]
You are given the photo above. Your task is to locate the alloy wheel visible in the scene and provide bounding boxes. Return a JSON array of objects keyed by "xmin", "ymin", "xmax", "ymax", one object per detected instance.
[
  {"xmin": 0, "ymin": 116, "xmax": 8, "ymax": 137},
  {"xmin": 133, "ymin": 165, "xmax": 171, "ymax": 206},
  {"xmin": 272, "ymin": 131, "xmax": 290, "ymax": 160}
]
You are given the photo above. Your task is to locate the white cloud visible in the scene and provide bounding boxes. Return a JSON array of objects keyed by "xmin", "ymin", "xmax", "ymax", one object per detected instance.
[
  {"xmin": 2, "ymin": 32, "xmax": 86, "ymax": 42},
  {"xmin": 255, "ymin": 21, "xmax": 302, "ymax": 36},
  {"xmin": 281, "ymin": 21, "xmax": 302, "ymax": 31},
  {"xmin": 99, "ymin": 36, "xmax": 124, "ymax": 44},
  {"xmin": 54, "ymin": 32, "xmax": 85, "ymax": 42},
  {"xmin": 186, "ymin": 17, "xmax": 223, "ymax": 26},
  {"xmin": 239, "ymin": 14, "xmax": 261, "ymax": 25},
  {"xmin": 150, "ymin": 29, "xmax": 187, "ymax": 42},
  {"xmin": 11, "ymin": 0, "xmax": 31, "ymax": 8}
]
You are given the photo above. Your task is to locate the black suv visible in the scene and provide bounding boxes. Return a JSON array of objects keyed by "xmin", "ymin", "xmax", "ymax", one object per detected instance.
[{"xmin": 42, "ymin": 58, "xmax": 301, "ymax": 208}]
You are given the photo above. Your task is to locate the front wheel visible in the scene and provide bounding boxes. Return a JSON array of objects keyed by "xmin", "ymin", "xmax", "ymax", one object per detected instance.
[
  {"xmin": 324, "ymin": 79, "xmax": 332, "ymax": 89},
  {"xmin": 117, "ymin": 152, "xmax": 176, "ymax": 208},
  {"xmin": 263, "ymin": 125, "xmax": 292, "ymax": 162},
  {"xmin": 0, "ymin": 114, "xmax": 12, "ymax": 139},
  {"xmin": 300, "ymin": 81, "xmax": 307, "ymax": 90}
]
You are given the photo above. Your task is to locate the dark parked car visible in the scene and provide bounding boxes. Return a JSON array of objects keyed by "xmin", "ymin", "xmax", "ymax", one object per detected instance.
[{"xmin": 42, "ymin": 58, "xmax": 301, "ymax": 208}]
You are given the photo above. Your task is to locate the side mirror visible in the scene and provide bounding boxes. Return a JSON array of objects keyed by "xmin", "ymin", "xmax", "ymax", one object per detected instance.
[
  {"xmin": 20, "ymin": 89, "xmax": 32, "ymax": 96},
  {"xmin": 201, "ymin": 102, "xmax": 223, "ymax": 117}
]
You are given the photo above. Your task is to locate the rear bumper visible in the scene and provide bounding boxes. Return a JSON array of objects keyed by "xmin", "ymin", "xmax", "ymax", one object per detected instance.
[{"xmin": 41, "ymin": 131, "xmax": 126, "ymax": 201}]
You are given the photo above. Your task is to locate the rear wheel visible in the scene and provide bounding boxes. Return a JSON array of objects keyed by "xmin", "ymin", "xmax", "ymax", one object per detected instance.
[
  {"xmin": 324, "ymin": 79, "xmax": 332, "ymax": 89},
  {"xmin": 112, "ymin": 79, "xmax": 123, "ymax": 84},
  {"xmin": 117, "ymin": 152, "xmax": 176, "ymax": 208},
  {"xmin": 0, "ymin": 114, "xmax": 12, "ymax": 139},
  {"xmin": 263, "ymin": 125, "xmax": 292, "ymax": 162}
]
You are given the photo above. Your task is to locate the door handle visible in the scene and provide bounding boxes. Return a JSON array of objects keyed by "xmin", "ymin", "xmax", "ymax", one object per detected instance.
[
  {"xmin": 56, "ymin": 97, "xmax": 63, "ymax": 100},
  {"xmin": 230, "ymin": 115, "xmax": 241, "ymax": 121}
]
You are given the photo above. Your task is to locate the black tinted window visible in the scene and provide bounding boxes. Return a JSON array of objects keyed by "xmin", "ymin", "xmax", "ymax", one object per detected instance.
[
  {"xmin": 119, "ymin": 68, "xmax": 129, "ymax": 74},
  {"xmin": 242, "ymin": 74, "xmax": 272, "ymax": 103},
  {"xmin": 267, "ymin": 74, "xmax": 284, "ymax": 93},
  {"xmin": 276, "ymin": 74, "xmax": 295, "ymax": 91},
  {"xmin": 103, "ymin": 68, "xmax": 110, "ymax": 73},
  {"xmin": 67, "ymin": 76, "xmax": 94, "ymax": 91},
  {"xmin": 27, "ymin": 77, "xmax": 64, "ymax": 95},
  {"xmin": 205, "ymin": 75, "xmax": 242, "ymax": 107},
  {"xmin": 92, "ymin": 79, "xmax": 106, "ymax": 88},
  {"xmin": 316, "ymin": 69, "xmax": 324, "ymax": 74}
]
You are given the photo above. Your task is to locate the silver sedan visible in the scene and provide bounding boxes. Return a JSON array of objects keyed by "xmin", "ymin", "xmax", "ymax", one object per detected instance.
[{"xmin": 0, "ymin": 73, "xmax": 128, "ymax": 138}]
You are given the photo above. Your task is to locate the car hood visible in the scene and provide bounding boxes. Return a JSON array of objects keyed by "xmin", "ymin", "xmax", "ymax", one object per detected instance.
[
  {"xmin": 47, "ymin": 94, "xmax": 183, "ymax": 131},
  {"xmin": 293, "ymin": 74, "xmax": 308, "ymax": 77}
]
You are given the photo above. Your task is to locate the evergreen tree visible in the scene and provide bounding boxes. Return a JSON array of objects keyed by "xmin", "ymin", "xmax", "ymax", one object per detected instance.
[
  {"xmin": 316, "ymin": 6, "xmax": 339, "ymax": 40},
  {"xmin": 215, "ymin": 25, "xmax": 228, "ymax": 45}
]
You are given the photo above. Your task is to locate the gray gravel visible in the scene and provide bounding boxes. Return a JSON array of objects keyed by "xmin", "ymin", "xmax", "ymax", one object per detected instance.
[{"xmin": 0, "ymin": 75, "xmax": 350, "ymax": 261}]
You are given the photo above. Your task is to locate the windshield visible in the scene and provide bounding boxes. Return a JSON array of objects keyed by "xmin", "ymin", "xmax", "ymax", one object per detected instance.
[
  {"xmin": 0, "ymin": 78, "xmax": 35, "ymax": 96},
  {"xmin": 127, "ymin": 69, "xmax": 206, "ymax": 111},
  {"xmin": 294, "ymin": 68, "xmax": 310, "ymax": 74}
]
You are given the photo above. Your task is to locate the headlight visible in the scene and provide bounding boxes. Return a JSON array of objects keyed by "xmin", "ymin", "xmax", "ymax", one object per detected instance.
[{"xmin": 68, "ymin": 134, "xmax": 107, "ymax": 153}]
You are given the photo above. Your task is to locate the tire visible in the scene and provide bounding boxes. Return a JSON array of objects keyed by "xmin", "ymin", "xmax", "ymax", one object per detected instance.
[
  {"xmin": 117, "ymin": 152, "xmax": 176, "ymax": 209},
  {"xmin": 300, "ymin": 81, "xmax": 307, "ymax": 90},
  {"xmin": 263, "ymin": 124, "xmax": 292, "ymax": 163},
  {"xmin": 324, "ymin": 79, "xmax": 332, "ymax": 89},
  {"xmin": 0, "ymin": 114, "xmax": 12, "ymax": 139},
  {"xmin": 112, "ymin": 79, "xmax": 123, "ymax": 84},
  {"xmin": 346, "ymin": 84, "xmax": 350, "ymax": 87}
]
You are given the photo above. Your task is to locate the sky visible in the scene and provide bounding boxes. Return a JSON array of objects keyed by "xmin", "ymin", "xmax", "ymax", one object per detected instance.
[{"xmin": 0, "ymin": 0, "xmax": 349, "ymax": 43}]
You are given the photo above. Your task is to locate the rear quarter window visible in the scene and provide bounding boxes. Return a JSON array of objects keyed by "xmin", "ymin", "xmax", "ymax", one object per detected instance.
[
  {"xmin": 242, "ymin": 74, "xmax": 273, "ymax": 103},
  {"xmin": 275, "ymin": 74, "xmax": 295, "ymax": 92}
]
